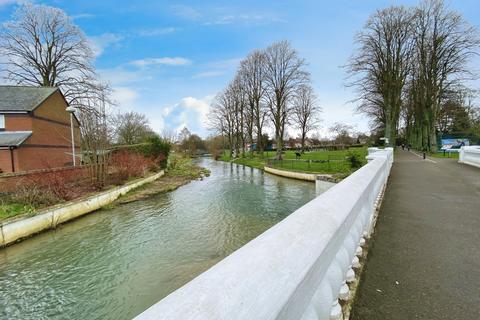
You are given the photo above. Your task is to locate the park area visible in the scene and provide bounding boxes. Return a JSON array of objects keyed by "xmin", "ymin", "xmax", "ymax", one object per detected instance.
[{"xmin": 219, "ymin": 146, "xmax": 368, "ymax": 176}]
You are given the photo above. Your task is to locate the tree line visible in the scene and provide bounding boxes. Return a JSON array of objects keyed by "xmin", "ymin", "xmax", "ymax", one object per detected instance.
[
  {"xmin": 208, "ymin": 41, "xmax": 321, "ymax": 159},
  {"xmin": 348, "ymin": 0, "xmax": 480, "ymax": 151}
]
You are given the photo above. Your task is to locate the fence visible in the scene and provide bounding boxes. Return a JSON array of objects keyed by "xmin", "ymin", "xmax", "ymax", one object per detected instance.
[
  {"xmin": 134, "ymin": 148, "xmax": 394, "ymax": 320},
  {"xmin": 265, "ymin": 155, "xmax": 350, "ymax": 173}
]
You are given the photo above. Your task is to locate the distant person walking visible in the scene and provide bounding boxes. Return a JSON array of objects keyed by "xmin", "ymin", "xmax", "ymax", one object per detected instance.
[{"xmin": 407, "ymin": 144, "xmax": 411, "ymax": 151}]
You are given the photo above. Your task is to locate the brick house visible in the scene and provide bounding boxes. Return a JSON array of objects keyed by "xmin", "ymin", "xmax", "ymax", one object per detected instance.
[{"xmin": 0, "ymin": 86, "xmax": 80, "ymax": 173}]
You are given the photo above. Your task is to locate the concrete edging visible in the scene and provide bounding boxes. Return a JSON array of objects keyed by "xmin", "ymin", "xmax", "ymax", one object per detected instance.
[
  {"xmin": 264, "ymin": 166, "xmax": 316, "ymax": 181},
  {"xmin": 0, "ymin": 171, "xmax": 164, "ymax": 247},
  {"xmin": 263, "ymin": 166, "xmax": 337, "ymax": 195}
]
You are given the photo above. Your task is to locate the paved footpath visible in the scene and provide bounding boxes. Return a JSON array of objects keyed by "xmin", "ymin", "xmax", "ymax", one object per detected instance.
[{"xmin": 351, "ymin": 150, "xmax": 480, "ymax": 320}]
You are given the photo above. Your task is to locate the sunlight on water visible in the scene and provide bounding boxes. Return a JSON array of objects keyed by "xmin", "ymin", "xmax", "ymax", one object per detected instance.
[{"xmin": 0, "ymin": 158, "xmax": 315, "ymax": 320}]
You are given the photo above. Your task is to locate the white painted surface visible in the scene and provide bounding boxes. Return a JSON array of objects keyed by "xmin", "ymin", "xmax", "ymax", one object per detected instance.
[
  {"xmin": 315, "ymin": 178, "xmax": 336, "ymax": 195},
  {"xmin": 0, "ymin": 171, "xmax": 164, "ymax": 247},
  {"xmin": 459, "ymin": 146, "xmax": 480, "ymax": 169},
  {"xmin": 264, "ymin": 166, "xmax": 316, "ymax": 181},
  {"xmin": 135, "ymin": 149, "xmax": 394, "ymax": 320}
]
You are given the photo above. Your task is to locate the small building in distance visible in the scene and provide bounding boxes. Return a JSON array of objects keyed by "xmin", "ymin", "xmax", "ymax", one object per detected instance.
[{"xmin": 0, "ymin": 86, "xmax": 80, "ymax": 173}]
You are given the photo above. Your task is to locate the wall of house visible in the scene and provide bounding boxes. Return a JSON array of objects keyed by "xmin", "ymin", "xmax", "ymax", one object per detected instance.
[
  {"xmin": 0, "ymin": 149, "xmax": 13, "ymax": 173},
  {"xmin": 1, "ymin": 91, "xmax": 81, "ymax": 172},
  {"xmin": 15, "ymin": 147, "xmax": 75, "ymax": 172},
  {"xmin": 0, "ymin": 148, "xmax": 22, "ymax": 174},
  {"xmin": 4, "ymin": 114, "xmax": 33, "ymax": 131},
  {"xmin": 30, "ymin": 91, "xmax": 81, "ymax": 146}
]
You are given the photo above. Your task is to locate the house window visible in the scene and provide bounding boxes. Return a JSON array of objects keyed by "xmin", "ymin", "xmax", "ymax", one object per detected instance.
[{"xmin": 0, "ymin": 115, "xmax": 4, "ymax": 129}]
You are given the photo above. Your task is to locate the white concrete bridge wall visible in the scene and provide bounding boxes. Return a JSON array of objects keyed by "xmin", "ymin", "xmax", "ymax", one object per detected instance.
[
  {"xmin": 459, "ymin": 146, "xmax": 480, "ymax": 169},
  {"xmin": 134, "ymin": 148, "xmax": 394, "ymax": 320}
]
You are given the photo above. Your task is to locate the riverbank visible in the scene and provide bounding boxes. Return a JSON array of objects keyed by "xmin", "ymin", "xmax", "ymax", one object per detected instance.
[
  {"xmin": 0, "ymin": 172, "xmax": 164, "ymax": 247},
  {"xmin": 116, "ymin": 157, "xmax": 210, "ymax": 204},
  {"xmin": 218, "ymin": 147, "xmax": 368, "ymax": 179},
  {"xmin": 0, "ymin": 157, "xmax": 209, "ymax": 247}
]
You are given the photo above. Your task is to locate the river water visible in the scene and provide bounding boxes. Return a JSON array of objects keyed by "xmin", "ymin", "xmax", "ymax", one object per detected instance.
[{"xmin": 0, "ymin": 158, "xmax": 316, "ymax": 320}]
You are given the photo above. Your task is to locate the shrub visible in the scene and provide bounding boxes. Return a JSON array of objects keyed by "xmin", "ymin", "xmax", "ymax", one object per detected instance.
[
  {"xmin": 346, "ymin": 152, "xmax": 363, "ymax": 169},
  {"xmin": 109, "ymin": 150, "xmax": 155, "ymax": 183},
  {"xmin": 12, "ymin": 184, "xmax": 59, "ymax": 207},
  {"xmin": 135, "ymin": 136, "xmax": 172, "ymax": 168},
  {"xmin": 12, "ymin": 168, "xmax": 86, "ymax": 206}
]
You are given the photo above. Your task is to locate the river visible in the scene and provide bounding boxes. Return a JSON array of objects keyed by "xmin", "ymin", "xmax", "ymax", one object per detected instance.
[{"xmin": 0, "ymin": 158, "xmax": 316, "ymax": 319}]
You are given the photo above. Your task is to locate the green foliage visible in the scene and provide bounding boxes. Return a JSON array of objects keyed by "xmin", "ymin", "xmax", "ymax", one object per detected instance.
[
  {"xmin": 218, "ymin": 147, "xmax": 368, "ymax": 174},
  {"xmin": 429, "ymin": 151, "xmax": 459, "ymax": 159},
  {"xmin": 346, "ymin": 151, "xmax": 363, "ymax": 169},
  {"xmin": 136, "ymin": 136, "xmax": 172, "ymax": 168},
  {"xmin": 0, "ymin": 201, "xmax": 36, "ymax": 221},
  {"xmin": 180, "ymin": 134, "xmax": 206, "ymax": 156},
  {"xmin": 167, "ymin": 154, "xmax": 211, "ymax": 179}
]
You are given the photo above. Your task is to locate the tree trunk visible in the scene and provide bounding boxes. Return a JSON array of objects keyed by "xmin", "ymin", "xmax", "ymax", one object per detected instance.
[
  {"xmin": 301, "ymin": 131, "xmax": 306, "ymax": 153},
  {"xmin": 429, "ymin": 122, "xmax": 437, "ymax": 153}
]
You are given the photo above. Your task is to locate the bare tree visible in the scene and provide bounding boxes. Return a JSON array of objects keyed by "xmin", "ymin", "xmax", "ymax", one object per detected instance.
[
  {"xmin": 161, "ymin": 129, "xmax": 178, "ymax": 144},
  {"xmin": 330, "ymin": 122, "xmax": 355, "ymax": 145},
  {"xmin": 291, "ymin": 84, "xmax": 321, "ymax": 152},
  {"xmin": 0, "ymin": 3, "xmax": 105, "ymax": 112},
  {"xmin": 264, "ymin": 40, "xmax": 309, "ymax": 159},
  {"xmin": 208, "ymin": 90, "xmax": 235, "ymax": 158},
  {"xmin": 347, "ymin": 5, "xmax": 414, "ymax": 147},
  {"xmin": 229, "ymin": 76, "xmax": 247, "ymax": 157},
  {"xmin": 238, "ymin": 50, "xmax": 268, "ymax": 155},
  {"xmin": 112, "ymin": 111, "xmax": 153, "ymax": 145},
  {"xmin": 79, "ymin": 90, "xmax": 111, "ymax": 187}
]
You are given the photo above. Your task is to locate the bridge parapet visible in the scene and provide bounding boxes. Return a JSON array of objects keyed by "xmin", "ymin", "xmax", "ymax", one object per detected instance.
[
  {"xmin": 459, "ymin": 146, "xmax": 480, "ymax": 168},
  {"xmin": 366, "ymin": 147, "xmax": 394, "ymax": 163},
  {"xmin": 135, "ymin": 148, "xmax": 394, "ymax": 320}
]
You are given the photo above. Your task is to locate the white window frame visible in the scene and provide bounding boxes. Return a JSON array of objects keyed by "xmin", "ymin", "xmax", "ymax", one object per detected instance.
[{"xmin": 0, "ymin": 114, "xmax": 4, "ymax": 129}]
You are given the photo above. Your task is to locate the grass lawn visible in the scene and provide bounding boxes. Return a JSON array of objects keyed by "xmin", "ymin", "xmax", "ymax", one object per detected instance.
[
  {"xmin": 429, "ymin": 151, "xmax": 459, "ymax": 159},
  {"xmin": 0, "ymin": 202, "xmax": 35, "ymax": 222},
  {"xmin": 219, "ymin": 146, "xmax": 368, "ymax": 175}
]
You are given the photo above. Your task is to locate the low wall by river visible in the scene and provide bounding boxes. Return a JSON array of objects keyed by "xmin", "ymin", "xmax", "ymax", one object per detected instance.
[
  {"xmin": 0, "ymin": 171, "xmax": 164, "ymax": 247},
  {"xmin": 264, "ymin": 166, "xmax": 337, "ymax": 195},
  {"xmin": 264, "ymin": 166, "xmax": 316, "ymax": 181},
  {"xmin": 459, "ymin": 146, "xmax": 480, "ymax": 168}
]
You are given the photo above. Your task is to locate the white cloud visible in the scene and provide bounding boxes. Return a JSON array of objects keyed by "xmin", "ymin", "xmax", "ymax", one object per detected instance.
[
  {"xmin": 111, "ymin": 87, "xmax": 139, "ymax": 108},
  {"xmin": 181, "ymin": 96, "xmax": 213, "ymax": 124},
  {"xmin": 170, "ymin": 4, "xmax": 201, "ymax": 20},
  {"xmin": 98, "ymin": 67, "xmax": 151, "ymax": 86},
  {"xmin": 204, "ymin": 58, "xmax": 242, "ymax": 69},
  {"xmin": 161, "ymin": 95, "xmax": 214, "ymax": 136},
  {"xmin": 0, "ymin": 0, "xmax": 17, "ymax": 8},
  {"xmin": 71, "ymin": 13, "xmax": 94, "ymax": 20},
  {"xmin": 170, "ymin": 4, "xmax": 283, "ymax": 26},
  {"xmin": 192, "ymin": 58, "xmax": 240, "ymax": 79},
  {"xmin": 88, "ymin": 33, "xmax": 123, "ymax": 58},
  {"xmin": 193, "ymin": 71, "xmax": 224, "ymax": 78},
  {"xmin": 137, "ymin": 27, "xmax": 177, "ymax": 37},
  {"xmin": 206, "ymin": 15, "xmax": 235, "ymax": 25},
  {"xmin": 130, "ymin": 57, "xmax": 192, "ymax": 68},
  {"xmin": 205, "ymin": 14, "xmax": 284, "ymax": 26}
]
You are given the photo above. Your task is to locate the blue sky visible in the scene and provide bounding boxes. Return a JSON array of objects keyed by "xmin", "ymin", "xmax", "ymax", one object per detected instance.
[{"xmin": 1, "ymin": 0, "xmax": 479, "ymax": 137}]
